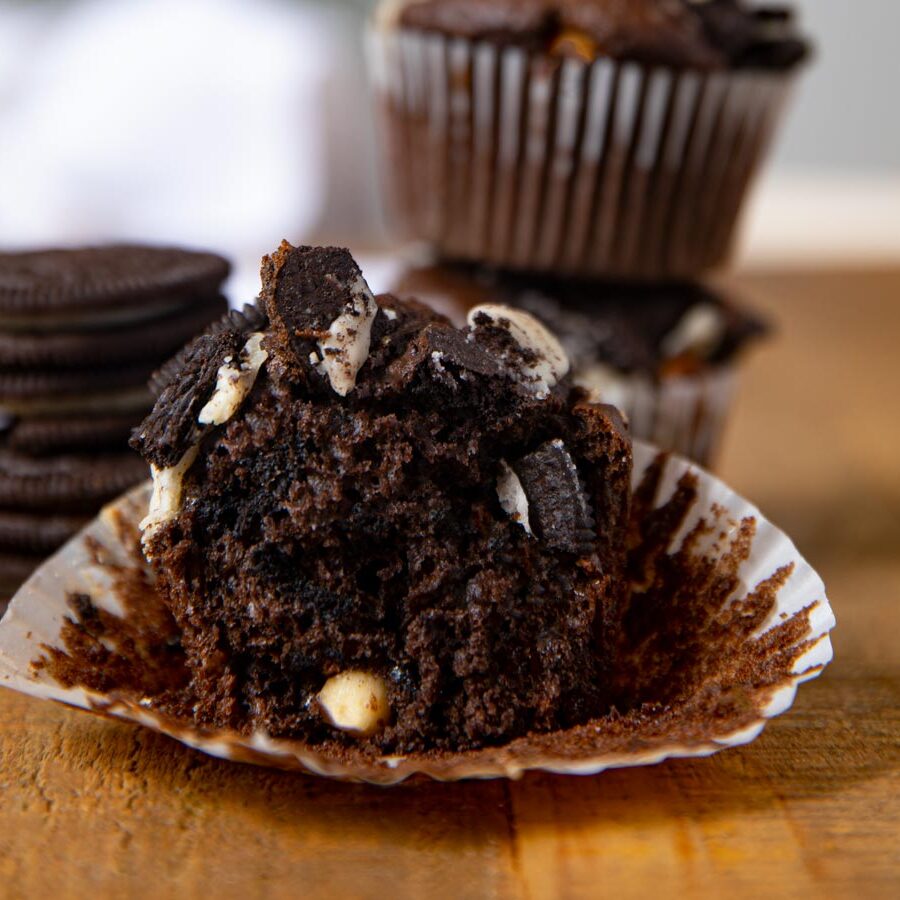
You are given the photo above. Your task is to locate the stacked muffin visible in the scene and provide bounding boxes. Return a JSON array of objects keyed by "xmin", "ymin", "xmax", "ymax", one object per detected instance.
[
  {"xmin": 369, "ymin": 0, "xmax": 809, "ymax": 463},
  {"xmin": 0, "ymin": 245, "xmax": 229, "ymax": 599}
]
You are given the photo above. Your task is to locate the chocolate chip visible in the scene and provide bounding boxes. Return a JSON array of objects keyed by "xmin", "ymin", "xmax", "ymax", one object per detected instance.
[{"xmin": 510, "ymin": 440, "xmax": 595, "ymax": 554}]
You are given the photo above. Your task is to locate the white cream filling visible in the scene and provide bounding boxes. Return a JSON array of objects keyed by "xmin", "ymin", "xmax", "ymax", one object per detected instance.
[
  {"xmin": 430, "ymin": 350, "xmax": 448, "ymax": 376},
  {"xmin": 660, "ymin": 304, "xmax": 725, "ymax": 360},
  {"xmin": 467, "ymin": 304, "xmax": 570, "ymax": 399},
  {"xmin": 198, "ymin": 333, "xmax": 268, "ymax": 426},
  {"xmin": 496, "ymin": 460, "xmax": 533, "ymax": 537},
  {"xmin": 140, "ymin": 445, "xmax": 199, "ymax": 543},
  {"xmin": 315, "ymin": 275, "xmax": 378, "ymax": 397}
]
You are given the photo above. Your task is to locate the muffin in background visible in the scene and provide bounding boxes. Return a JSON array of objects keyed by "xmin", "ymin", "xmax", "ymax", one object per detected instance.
[
  {"xmin": 369, "ymin": 0, "xmax": 809, "ymax": 280},
  {"xmin": 391, "ymin": 261, "xmax": 768, "ymax": 465}
]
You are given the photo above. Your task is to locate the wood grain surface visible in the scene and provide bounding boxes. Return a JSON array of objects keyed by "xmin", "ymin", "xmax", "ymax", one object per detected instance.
[{"xmin": 1, "ymin": 268, "xmax": 897, "ymax": 900}]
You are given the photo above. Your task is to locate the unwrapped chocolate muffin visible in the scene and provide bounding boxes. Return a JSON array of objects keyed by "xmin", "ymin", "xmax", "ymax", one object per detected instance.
[
  {"xmin": 369, "ymin": 0, "xmax": 809, "ymax": 279},
  {"xmin": 391, "ymin": 262, "xmax": 767, "ymax": 464},
  {"xmin": 130, "ymin": 242, "xmax": 632, "ymax": 753}
]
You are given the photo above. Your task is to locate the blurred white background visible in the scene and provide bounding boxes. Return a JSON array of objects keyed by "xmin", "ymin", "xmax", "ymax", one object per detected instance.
[{"xmin": 0, "ymin": 0, "xmax": 897, "ymax": 299}]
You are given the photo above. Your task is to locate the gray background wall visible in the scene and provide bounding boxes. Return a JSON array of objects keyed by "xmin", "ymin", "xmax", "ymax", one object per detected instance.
[{"xmin": 772, "ymin": 0, "xmax": 899, "ymax": 174}]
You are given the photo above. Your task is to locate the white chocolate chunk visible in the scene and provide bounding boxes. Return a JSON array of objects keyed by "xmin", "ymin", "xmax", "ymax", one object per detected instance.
[
  {"xmin": 660, "ymin": 304, "xmax": 725, "ymax": 360},
  {"xmin": 467, "ymin": 304, "xmax": 570, "ymax": 399},
  {"xmin": 140, "ymin": 445, "xmax": 199, "ymax": 543},
  {"xmin": 496, "ymin": 460, "xmax": 533, "ymax": 536},
  {"xmin": 316, "ymin": 275, "xmax": 378, "ymax": 397},
  {"xmin": 382, "ymin": 307, "xmax": 398, "ymax": 321},
  {"xmin": 198, "ymin": 333, "xmax": 269, "ymax": 426},
  {"xmin": 318, "ymin": 670, "xmax": 390, "ymax": 737}
]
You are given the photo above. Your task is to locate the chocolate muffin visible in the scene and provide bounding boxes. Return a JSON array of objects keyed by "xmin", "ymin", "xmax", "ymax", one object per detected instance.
[
  {"xmin": 370, "ymin": 0, "xmax": 810, "ymax": 279},
  {"xmin": 131, "ymin": 243, "xmax": 632, "ymax": 753},
  {"xmin": 391, "ymin": 263, "xmax": 768, "ymax": 464}
]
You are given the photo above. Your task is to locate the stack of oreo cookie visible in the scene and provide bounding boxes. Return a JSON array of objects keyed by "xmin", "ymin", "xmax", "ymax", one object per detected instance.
[{"xmin": 0, "ymin": 245, "xmax": 229, "ymax": 601}]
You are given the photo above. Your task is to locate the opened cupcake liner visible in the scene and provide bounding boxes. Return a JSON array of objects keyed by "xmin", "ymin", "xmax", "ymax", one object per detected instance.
[
  {"xmin": 0, "ymin": 440, "xmax": 834, "ymax": 783},
  {"xmin": 369, "ymin": 29, "xmax": 794, "ymax": 280}
]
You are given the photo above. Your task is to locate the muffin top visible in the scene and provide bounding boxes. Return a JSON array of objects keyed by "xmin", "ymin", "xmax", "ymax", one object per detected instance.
[{"xmin": 384, "ymin": 0, "xmax": 809, "ymax": 70}]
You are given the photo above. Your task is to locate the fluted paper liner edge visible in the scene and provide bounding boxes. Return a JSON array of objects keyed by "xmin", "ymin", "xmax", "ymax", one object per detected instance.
[{"xmin": 369, "ymin": 30, "xmax": 795, "ymax": 279}]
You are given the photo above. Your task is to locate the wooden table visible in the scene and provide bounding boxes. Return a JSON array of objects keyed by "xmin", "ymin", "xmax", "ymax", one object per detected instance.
[{"xmin": 1, "ymin": 268, "xmax": 897, "ymax": 899}]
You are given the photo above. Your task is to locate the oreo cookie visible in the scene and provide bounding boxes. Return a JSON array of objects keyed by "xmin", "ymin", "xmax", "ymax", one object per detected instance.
[
  {"xmin": 0, "ymin": 450, "xmax": 148, "ymax": 512},
  {"xmin": 0, "ymin": 295, "xmax": 227, "ymax": 368},
  {"xmin": 0, "ymin": 244, "xmax": 233, "ymax": 602},
  {"xmin": 3, "ymin": 414, "xmax": 140, "ymax": 455},
  {"xmin": 0, "ymin": 550, "xmax": 46, "ymax": 595},
  {"xmin": 0, "ymin": 510, "xmax": 88, "ymax": 553},
  {"xmin": 134, "ymin": 330, "xmax": 250, "ymax": 469},
  {"xmin": 0, "ymin": 385, "xmax": 152, "ymax": 418},
  {"xmin": 149, "ymin": 302, "xmax": 267, "ymax": 396},
  {"xmin": 0, "ymin": 361, "xmax": 162, "ymax": 401},
  {"xmin": 509, "ymin": 440, "xmax": 595, "ymax": 554},
  {"xmin": 0, "ymin": 245, "xmax": 230, "ymax": 316}
]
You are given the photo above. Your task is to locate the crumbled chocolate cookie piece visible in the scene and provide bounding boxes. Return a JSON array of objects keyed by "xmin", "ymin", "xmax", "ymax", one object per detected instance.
[
  {"xmin": 468, "ymin": 304, "xmax": 570, "ymax": 398},
  {"xmin": 261, "ymin": 243, "xmax": 378, "ymax": 396},
  {"xmin": 389, "ymin": 321, "xmax": 507, "ymax": 393},
  {"xmin": 149, "ymin": 302, "xmax": 268, "ymax": 397},
  {"xmin": 131, "ymin": 330, "xmax": 247, "ymax": 469},
  {"xmin": 507, "ymin": 440, "xmax": 594, "ymax": 554}
]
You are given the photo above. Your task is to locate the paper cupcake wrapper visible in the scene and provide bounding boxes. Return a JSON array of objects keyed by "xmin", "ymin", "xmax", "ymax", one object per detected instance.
[
  {"xmin": 578, "ymin": 366, "xmax": 736, "ymax": 467},
  {"xmin": 0, "ymin": 440, "xmax": 833, "ymax": 783},
  {"xmin": 369, "ymin": 30, "xmax": 794, "ymax": 279}
]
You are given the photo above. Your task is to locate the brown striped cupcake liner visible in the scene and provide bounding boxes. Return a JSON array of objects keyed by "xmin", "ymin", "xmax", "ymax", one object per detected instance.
[{"xmin": 369, "ymin": 30, "xmax": 794, "ymax": 280}]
